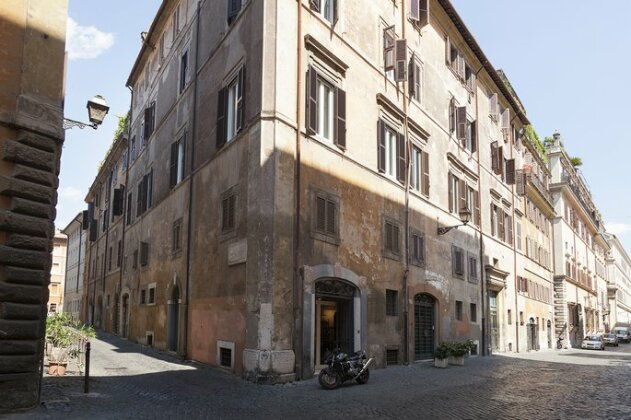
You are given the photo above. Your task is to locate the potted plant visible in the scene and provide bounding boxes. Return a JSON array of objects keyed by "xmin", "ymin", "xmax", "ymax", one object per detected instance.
[
  {"xmin": 434, "ymin": 343, "xmax": 450, "ymax": 368},
  {"xmin": 45, "ymin": 313, "xmax": 74, "ymax": 375},
  {"xmin": 448, "ymin": 341, "xmax": 469, "ymax": 366}
]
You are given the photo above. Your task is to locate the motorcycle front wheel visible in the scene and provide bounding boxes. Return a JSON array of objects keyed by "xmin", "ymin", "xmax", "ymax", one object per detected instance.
[
  {"xmin": 355, "ymin": 368, "xmax": 370, "ymax": 384},
  {"xmin": 318, "ymin": 368, "xmax": 341, "ymax": 390}
]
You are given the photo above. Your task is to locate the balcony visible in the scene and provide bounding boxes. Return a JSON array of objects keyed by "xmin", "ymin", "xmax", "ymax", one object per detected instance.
[
  {"xmin": 526, "ymin": 173, "xmax": 552, "ymax": 206},
  {"xmin": 560, "ymin": 174, "xmax": 600, "ymax": 227}
]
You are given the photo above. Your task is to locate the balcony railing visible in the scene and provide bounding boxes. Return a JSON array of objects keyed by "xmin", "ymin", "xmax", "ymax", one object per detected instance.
[{"xmin": 526, "ymin": 173, "xmax": 552, "ymax": 205}]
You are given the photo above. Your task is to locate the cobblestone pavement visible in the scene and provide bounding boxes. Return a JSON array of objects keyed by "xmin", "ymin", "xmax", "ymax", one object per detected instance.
[{"xmin": 5, "ymin": 333, "xmax": 631, "ymax": 420}]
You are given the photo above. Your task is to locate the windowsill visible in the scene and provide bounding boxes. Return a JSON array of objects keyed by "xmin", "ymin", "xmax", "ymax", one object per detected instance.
[
  {"xmin": 311, "ymin": 231, "xmax": 340, "ymax": 246},
  {"xmin": 410, "ymin": 259, "xmax": 425, "ymax": 268},
  {"xmin": 382, "ymin": 251, "xmax": 401, "ymax": 262},
  {"xmin": 219, "ymin": 228, "xmax": 238, "ymax": 243}
]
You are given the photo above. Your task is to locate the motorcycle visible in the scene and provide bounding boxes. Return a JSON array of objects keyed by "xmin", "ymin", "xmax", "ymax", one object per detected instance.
[
  {"xmin": 557, "ymin": 336, "xmax": 563, "ymax": 349},
  {"xmin": 318, "ymin": 348, "xmax": 374, "ymax": 390}
]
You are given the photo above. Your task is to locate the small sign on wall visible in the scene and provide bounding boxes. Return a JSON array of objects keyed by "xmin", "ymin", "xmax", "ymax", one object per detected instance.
[{"xmin": 228, "ymin": 239, "xmax": 247, "ymax": 265}]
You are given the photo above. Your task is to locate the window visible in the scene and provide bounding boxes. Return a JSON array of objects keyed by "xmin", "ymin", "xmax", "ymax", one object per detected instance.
[
  {"xmin": 384, "ymin": 219, "xmax": 400, "ymax": 256},
  {"xmin": 470, "ymin": 303, "xmax": 477, "ymax": 323},
  {"xmin": 310, "ymin": 0, "xmax": 336, "ymax": 24},
  {"xmin": 117, "ymin": 240, "xmax": 122, "ymax": 268},
  {"xmin": 220, "ymin": 347, "xmax": 232, "ymax": 367},
  {"xmin": 306, "ymin": 66, "xmax": 346, "ymax": 149},
  {"xmin": 133, "ymin": 249, "xmax": 138, "ymax": 269},
  {"xmin": 504, "ymin": 212, "xmax": 513, "ymax": 245},
  {"xmin": 137, "ymin": 170, "xmax": 154, "ymax": 217},
  {"xmin": 489, "ymin": 93, "xmax": 498, "ymax": 121},
  {"xmin": 410, "ymin": 146, "xmax": 429, "ymax": 195},
  {"xmin": 144, "ymin": 101, "xmax": 156, "ymax": 140},
  {"xmin": 455, "ymin": 300, "xmax": 463, "ymax": 321},
  {"xmin": 491, "ymin": 141, "xmax": 504, "ymax": 177},
  {"xmin": 140, "ymin": 242, "xmax": 149, "ymax": 267},
  {"xmin": 179, "ymin": 51, "xmax": 188, "ymax": 93},
  {"xmin": 130, "ymin": 136, "xmax": 136, "ymax": 161},
  {"xmin": 170, "ymin": 137, "xmax": 185, "ymax": 187},
  {"xmin": 314, "ymin": 193, "xmax": 337, "ymax": 237},
  {"xmin": 446, "ymin": 36, "xmax": 465, "ymax": 80},
  {"xmin": 140, "ymin": 289, "xmax": 146, "ymax": 304},
  {"xmin": 507, "ymin": 309, "xmax": 512, "ymax": 325},
  {"xmin": 227, "ymin": 0, "xmax": 242, "ymax": 25},
  {"xmin": 465, "ymin": 120, "xmax": 477, "ymax": 153},
  {"xmin": 408, "ymin": 55, "xmax": 422, "ymax": 102},
  {"xmin": 222, "ymin": 190, "xmax": 237, "ymax": 233},
  {"xmin": 217, "ymin": 67, "xmax": 245, "ymax": 148},
  {"xmin": 108, "ymin": 246, "xmax": 113, "ymax": 271},
  {"xmin": 519, "ymin": 311, "xmax": 524, "ymax": 326},
  {"xmin": 468, "ymin": 255, "xmax": 478, "ymax": 283},
  {"xmin": 448, "ymin": 172, "xmax": 465, "ymax": 215},
  {"xmin": 172, "ymin": 4, "xmax": 180, "ymax": 38},
  {"xmin": 173, "ymin": 218, "xmax": 182, "ymax": 253},
  {"xmin": 410, "ymin": 230, "xmax": 424, "ymax": 266},
  {"xmin": 386, "ymin": 289, "xmax": 398, "ymax": 316},
  {"xmin": 126, "ymin": 192, "xmax": 133, "ymax": 225},
  {"xmin": 148, "ymin": 284, "xmax": 156, "ymax": 304},
  {"xmin": 383, "ymin": 26, "xmax": 395, "ymax": 78},
  {"xmin": 452, "ymin": 246, "xmax": 465, "ymax": 277},
  {"xmin": 377, "ymin": 120, "xmax": 403, "ymax": 182},
  {"xmin": 466, "ymin": 186, "xmax": 479, "ymax": 226},
  {"xmin": 448, "ymin": 97, "xmax": 456, "ymax": 133},
  {"xmin": 516, "ymin": 219, "xmax": 522, "ymax": 251}
]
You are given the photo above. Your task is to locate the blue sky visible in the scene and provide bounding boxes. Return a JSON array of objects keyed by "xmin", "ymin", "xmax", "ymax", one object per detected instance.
[
  {"xmin": 57, "ymin": 0, "xmax": 160, "ymax": 230},
  {"xmin": 59, "ymin": 1, "xmax": 631, "ymax": 251}
]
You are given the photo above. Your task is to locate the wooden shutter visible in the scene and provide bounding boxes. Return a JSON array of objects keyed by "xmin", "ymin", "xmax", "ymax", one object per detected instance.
[
  {"xmin": 144, "ymin": 107, "xmax": 151, "ymax": 139},
  {"xmin": 335, "ymin": 87, "xmax": 346, "ymax": 149},
  {"xmin": 170, "ymin": 142, "xmax": 177, "ymax": 187},
  {"xmin": 397, "ymin": 132, "xmax": 406, "ymax": 184},
  {"xmin": 507, "ymin": 213, "xmax": 513, "ymax": 245},
  {"xmin": 516, "ymin": 169, "xmax": 525, "ymax": 195},
  {"xmin": 491, "ymin": 142, "xmax": 498, "ymax": 173},
  {"xmin": 136, "ymin": 183, "xmax": 143, "ymax": 217},
  {"xmin": 316, "ymin": 196, "xmax": 326, "ymax": 232},
  {"xmin": 408, "ymin": 56, "xmax": 416, "ymax": 97},
  {"xmin": 448, "ymin": 172, "xmax": 453, "ymax": 213},
  {"xmin": 489, "ymin": 93, "xmax": 498, "ymax": 119},
  {"xmin": 306, "ymin": 67, "xmax": 317, "ymax": 134},
  {"xmin": 490, "ymin": 204, "xmax": 495, "ymax": 236},
  {"xmin": 470, "ymin": 120, "xmax": 477, "ymax": 153},
  {"xmin": 236, "ymin": 66, "xmax": 245, "ymax": 133},
  {"xmin": 449, "ymin": 97, "xmax": 455, "ymax": 133},
  {"xmin": 216, "ymin": 87, "xmax": 227, "ymax": 149},
  {"xmin": 474, "ymin": 190, "xmax": 480, "ymax": 226},
  {"xmin": 445, "ymin": 36, "xmax": 451, "ymax": 65},
  {"xmin": 147, "ymin": 169, "xmax": 153, "ymax": 208},
  {"xmin": 498, "ymin": 148, "xmax": 505, "ymax": 178},
  {"xmin": 498, "ymin": 207, "xmax": 504, "ymax": 239},
  {"xmin": 410, "ymin": 0, "xmax": 420, "ymax": 21},
  {"xmin": 506, "ymin": 158, "xmax": 516, "ymax": 185},
  {"xmin": 458, "ymin": 179, "xmax": 466, "ymax": 212},
  {"xmin": 421, "ymin": 150, "xmax": 430, "ymax": 196},
  {"xmin": 458, "ymin": 54, "xmax": 466, "ymax": 80},
  {"xmin": 325, "ymin": 199, "xmax": 336, "ymax": 235},
  {"xmin": 113, "ymin": 188, "xmax": 123, "ymax": 216},
  {"xmin": 309, "ymin": 0, "xmax": 320, "ymax": 12},
  {"xmin": 456, "ymin": 106, "xmax": 467, "ymax": 144},
  {"xmin": 395, "ymin": 39, "xmax": 407, "ymax": 82},
  {"xmin": 501, "ymin": 108, "xmax": 510, "ymax": 130},
  {"xmin": 384, "ymin": 26, "xmax": 395, "ymax": 72},
  {"xmin": 378, "ymin": 120, "xmax": 386, "ymax": 173},
  {"xmin": 419, "ymin": 0, "xmax": 429, "ymax": 27},
  {"xmin": 393, "ymin": 224, "xmax": 400, "ymax": 254},
  {"xmin": 468, "ymin": 71, "xmax": 476, "ymax": 93},
  {"xmin": 82, "ymin": 210, "xmax": 89, "ymax": 230}
]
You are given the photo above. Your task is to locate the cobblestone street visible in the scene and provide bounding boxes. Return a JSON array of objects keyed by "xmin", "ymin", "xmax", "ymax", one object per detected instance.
[{"xmin": 6, "ymin": 332, "xmax": 631, "ymax": 420}]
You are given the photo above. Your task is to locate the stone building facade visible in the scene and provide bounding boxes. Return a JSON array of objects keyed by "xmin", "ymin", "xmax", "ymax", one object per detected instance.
[
  {"xmin": 604, "ymin": 233, "xmax": 631, "ymax": 328},
  {"xmin": 62, "ymin": 212, "xmax": 86, "ymax": 321},
  {"xmin": 81, "ymin": 0, "xmax": 567, "ymax": 382},
  {"xmin": 48, "ymin": 230, "xmax": 67, "ymax": 314},
  {"xmin": 547, "ymin": 133, "xmax": 609, "ymax": 348},
  {"xmin": 0, "ymin": 0, "xmax": 68, "ymax": 411}
]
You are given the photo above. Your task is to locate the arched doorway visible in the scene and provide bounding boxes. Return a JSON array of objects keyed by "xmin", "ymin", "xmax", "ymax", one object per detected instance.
[
  {"xmin": 121, "ymin": 294, "xmax": 129, "ymax": 338},
  {"xmin": 167, "ymin": 286, "xmax": 180, "ymax": 352},
  {"xmin": 314, "ymin": 279, "xmax": 357, "ymax": 366},
  {"xmin": 414, "ymin": 293, "xmax": 436, "ymax": 360},
  {"xmin": 527, "ymin": 318, "xmax": 538, "ymax": 351}
]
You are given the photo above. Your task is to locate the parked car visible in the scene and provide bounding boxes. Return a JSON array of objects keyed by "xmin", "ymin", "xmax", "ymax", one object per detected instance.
[
  {"xmin": 581, "ymin": 334, "xmax": 605, "ymax": 350},
  {"xmin": 603, "ymin": 333, "xmax": 619, "ymax": 347},
  {"xmin": 613, "ymin": 327, "xmax": 631, "ymax": 343}
]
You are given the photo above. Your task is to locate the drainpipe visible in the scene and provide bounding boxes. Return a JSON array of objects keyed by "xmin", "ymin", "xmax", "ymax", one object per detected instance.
[
  {"xmin": 183, "ymin": 0, "xmax": 202, "ymax": 359},
  {"xmin": 119, "ymin": 93, "xmax": 133, "ymax": 335},
  {"xmin": 400, "ymin": 0, "xmax": 410, "ymax": 366},
  {"xmin": 473, "ymin": 65, "xmax": 486, "ymax": 355},
  {"xmin": 510, "ymin": 116, "xmax": 518, "ymax": 353},
  {"xmin": 293, "ymin": 0, "xmax": 304, "ymax": 379},
  {"xmin": 76, "ymin": 220, "xmax": 82, "ymax": 320}
]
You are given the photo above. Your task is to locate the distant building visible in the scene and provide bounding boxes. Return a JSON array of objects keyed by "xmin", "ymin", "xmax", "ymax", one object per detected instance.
[
  {"xmin": 62, "ymin": 213, "xmax": 87, "ymax": 321},
  {"xmin": 604, "ymin": 233, "xmax": 631, "ymax": 328},
  {"xmin": 48, "ymin": 230, "xmax": 67, "ymax": 314}
]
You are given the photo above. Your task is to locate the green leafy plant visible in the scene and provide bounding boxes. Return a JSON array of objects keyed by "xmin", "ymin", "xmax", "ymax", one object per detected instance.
[
  {"xmin": 570, "ymin": 157, "xmax": 583, "ymax": 167},
  {"xmin": 448, "ymin": 341, "xmax": 470, "ymax": 357},
  {"xmin": 524, "ymin": 125, "xmax": 547, "ymax": 163},
  {"xmin": 46, "ymin": 313, "xmax": 96, "ymax": 366},
  {"xmin": 434, "ymin": 343, "xmax": 450, "ymax": 360}
]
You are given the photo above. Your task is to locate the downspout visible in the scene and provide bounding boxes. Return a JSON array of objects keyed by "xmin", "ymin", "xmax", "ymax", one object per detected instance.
[
  {"xmin": 510, "ymin": 116, "xmax": 518, "ymax": 352},
  {"xmin": 401, "ymin": 1, "xmax": 410, "ymax": 366},
  {"xmin": 473, "ymin": 65, "xmax": 486, "ymax": 355},
  {"xmin": 293, "ymin": 0, "xmax": 304, "ymax": 379},
  {"xmin": 119, "ymin": 91, "xmax": 133, "ymax": 335},
  {"xmin": 91, "ymin": 224, "xmax": 99, "ymax": 326},
  {"xmin": 76, "ymin": 219, "xmax": 83, "ymax": 320},
  {"xmin": 183, "ymin": 0, "xmax": 202, "ymax": 358}
]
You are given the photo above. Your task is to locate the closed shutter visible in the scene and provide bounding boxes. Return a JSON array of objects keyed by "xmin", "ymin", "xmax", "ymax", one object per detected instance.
[
  {"xmin": 113, "ymin": 188, "xmax": 123, "ymax": 216},
  {"xmin": 501, "ymin": 108, "xmax": 510, "ymax": 131},
  {"xmin": 491, "ymin": 142, "xmax": 498, "ymax": 173},
  {"xmin": 144, "ymin": 107, "xmax": 151, "ymax": 139},
  {"xmin": 516, "ymin": 169, "xmax": 525, "ymax": 195},
  {"xmin": 445, "ymin": 36, "xmax": 451, "ymax": 65},
  {"xmin": 454, "ymin": 248, "xmax": 464, "ymax": 275},
  {"xmin": 306, "ymin": 67, "xmax": 318, "ymax": 134},
  {"xmin": 470, "ymin": 120, "xmax": 477, "ymax": 153},
  {"xmin": 147, "ymin": 169, "xmax": 153, "ymax": 209},
  {"xmin": 421, "ymin": 150, "xmax": 430, "ymax": 196},
  {"xmin": 507, "ymin": 213, "xmax": 513, "ymax": 245},
  {"xmin": 397, "ymin": 132, "xmax": 406, "ymax": 184},
  {"xmin": 490, "ymin": 204, "xmax": 495, "ymax": 236},
  {"xmin": 136, "ymin": 183, "xmax": 142, "ymax": 217},
  {"xmin": 316, "ymin": 196, "xmax": 326, "ymax": 232},
  {"xmin": 325, "ymin": 199, "xmax": 336, "ymax": 235},
  {"xmin": 378, "ymin": 120, "xmax": 386, "ymax": 173},
  {"xmin": 419, "ymin": 0, "xmax": 429, "ymax": 27},
  {"xmin": 468, "ymin": 71, "xmax": 476, "ymax": 93},
  {"xmin": 170, "ymin": 142, "xmax": 177, "ymax": 188},
  {"xmin": 236, "ymin": 66, "xmax": 245, "ymax": 133},
  {"xmin": 497, "ymin": 146, "xmax": 504, "ymax": 176},
  {"xmin": 89, "ymin": 221, "xmax": 97, "ymax": 242},
  {"xmin": 449, "ymin": 98, "xmax": 456, "ymax": 133},
  {"xmin": 410, "ymin": 0, "xmax": 420, "ymax": 21},
  {"xmin": 408, "ymin": 56, "xmax": 416, "ymax": 97},
  {"xmin": 216, "ymin": 87, "xmax": 227, "ymax": 149},
  {"xmin": 393, "ymin": 224, "xmax": 400, "ymax": 254},
  {"xmin": 489, "ymin": 93, "xmax": 498, "ymax": 119},
  {"xmin": 474, "ymin": 190, "xmax": 480, "ymax": 226},
  {"xmin": 228, "ymin": 0, "xmax": 241, "ymax": 24},
  {"xmin": 395, "ymin": 39, "xmax": 407, "ymax": 82},
  {"xmin": 384, "ymin": 26, "xmax": 395, "ymax": 72},
  {"xmin": 309, "ymin": 0, "xmax": 320, "ymax": 12},
  {"xmin": 498, "ymin": 207, "xmax": 504, "ymax": 239},
  {"xmin": 335, "ymin": 87, "xmax": 346, "ymax": 149},
  {"xmin": 456, "ymin": 106, "xmax": 467, "ymax": 144},
  {"xmin": 385, "ymin": 222, "xmax": 393, "ymax": 251},
  {"xmin": 506, "ymin": 159, "xmax": 516, "ymax": 185},
  {"xmin": 448, "ymin": 172, "xmax": 453, "ymax": 213},
  {"xmin": 82, "ymin": 210, "xmax": 89, "ymax": 230}
]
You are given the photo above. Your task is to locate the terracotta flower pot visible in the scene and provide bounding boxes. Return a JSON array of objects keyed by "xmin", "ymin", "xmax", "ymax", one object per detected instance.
[{"xmin": 48, "ymin": 362, "xmax": 67, "ymax": 376}]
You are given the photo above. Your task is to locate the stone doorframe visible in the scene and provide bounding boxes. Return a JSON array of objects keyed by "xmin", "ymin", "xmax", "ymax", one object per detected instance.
[{"xmin": 301, "ymin": 264, "xmax": 368, "ymax": 379}]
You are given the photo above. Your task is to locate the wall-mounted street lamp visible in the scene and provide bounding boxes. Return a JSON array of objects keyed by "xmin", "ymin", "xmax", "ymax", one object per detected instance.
[
  {"xmin": 63, "ymin": 95, "xmax": 110, "ymax": 130},
  {"xmin": 437, "ymin": 207, "xmax": 472, "ymax": 235}
]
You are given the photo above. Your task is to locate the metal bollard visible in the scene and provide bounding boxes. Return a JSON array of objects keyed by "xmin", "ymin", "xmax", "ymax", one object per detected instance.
[{"xmin": 84, "ymin": 341, "xmax": 91, "ymax": 394}]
